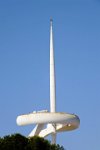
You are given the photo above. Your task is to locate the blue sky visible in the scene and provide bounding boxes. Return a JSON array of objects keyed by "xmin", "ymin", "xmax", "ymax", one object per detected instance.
[{"xmin": 0, "ymin": 0, "xmax": 100, "ymax": 149}]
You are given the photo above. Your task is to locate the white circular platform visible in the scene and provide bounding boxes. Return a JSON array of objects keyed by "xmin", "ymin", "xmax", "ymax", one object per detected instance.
[{"xmin": 16, "ymin": 112, "xmax": 80, "ymax": 131}]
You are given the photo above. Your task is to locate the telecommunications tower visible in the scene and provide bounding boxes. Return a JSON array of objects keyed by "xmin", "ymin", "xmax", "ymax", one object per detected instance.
[{"xmin": 16, "ymin": 19, "xmax": 80, "ymax": 144}]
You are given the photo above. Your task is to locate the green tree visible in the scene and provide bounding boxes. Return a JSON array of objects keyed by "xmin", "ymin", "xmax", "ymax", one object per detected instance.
[
  {"xmin": 51, "ymin": 144, "xmax": 65, "ymax": 150},
  {"xmin": 0, "ymin": 134, "xmax": 28, "ymax": 150},
  {"xmin": 27, "ymin": 136, "xmax": 50, "ymax": 150},
  {"xmin": 0, "ymin": 134, "xmax": 65, "ymax": 150}
]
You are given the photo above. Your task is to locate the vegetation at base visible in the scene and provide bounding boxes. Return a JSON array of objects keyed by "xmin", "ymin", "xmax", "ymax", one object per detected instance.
[{"xmin": 0, "ymin": 134, "xmax": 65, "ymax": 150}]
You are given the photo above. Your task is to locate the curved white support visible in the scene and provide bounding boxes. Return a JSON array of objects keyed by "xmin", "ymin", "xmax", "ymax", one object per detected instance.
[{"xmin": 28, "ymin": 124, "xmax": 45, "ymax": 137}]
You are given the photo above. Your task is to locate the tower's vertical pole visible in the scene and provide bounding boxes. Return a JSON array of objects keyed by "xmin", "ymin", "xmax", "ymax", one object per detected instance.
[
  {"xmin": 50, "ymin": 19, "xmax": 56, "ymax": 113},
  {"xmin": 50, "ymin": 19, "xmax": 56, "ymax": 144}
]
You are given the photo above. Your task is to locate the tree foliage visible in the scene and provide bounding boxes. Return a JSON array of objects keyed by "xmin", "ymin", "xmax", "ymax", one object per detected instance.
[
  {"xmin": 0, "ymin": 134, "xmax": 28, "ymax": 150},
  {"xmin": 0, "ymin": 134, "xmax": 65, "ymax": 150}
]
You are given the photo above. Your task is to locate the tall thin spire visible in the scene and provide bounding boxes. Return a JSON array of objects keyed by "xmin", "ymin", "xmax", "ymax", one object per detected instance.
[{"xmin": 50, "ymin": 19, "xmax": 56, "ymax": 113}]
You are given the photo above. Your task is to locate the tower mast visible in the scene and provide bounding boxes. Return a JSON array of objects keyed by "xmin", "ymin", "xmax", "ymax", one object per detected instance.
[
  {"xmin": 50, "ymin": 19, "xmax": 56, "ymax": 113},
  {"xmin": 50, "ymin": 19, "xmax": 56, "ymax": 144}
]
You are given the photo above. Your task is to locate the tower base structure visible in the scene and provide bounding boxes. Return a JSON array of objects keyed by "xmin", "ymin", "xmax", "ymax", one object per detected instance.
[{"xmin": 16, "ymin": 111, "xmax": 80, "ymax": 140}]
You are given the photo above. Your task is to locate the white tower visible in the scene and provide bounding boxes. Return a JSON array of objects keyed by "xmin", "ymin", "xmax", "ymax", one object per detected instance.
[
  {"xmin": 16, "ymin": 19, "xmax": 80, "ymax": 144},
  {"xmin": 50, "ymin": 19, "xmax": 56, "ymax": 144},
  {"xmin": 50, "ymin": 19, "xmax": 56, "ymax": 113}
]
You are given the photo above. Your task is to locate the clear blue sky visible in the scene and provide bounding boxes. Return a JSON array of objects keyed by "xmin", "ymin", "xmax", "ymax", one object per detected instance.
[{"xmin": 0, "ymin": 0, "xmax": 100, "ymax": 149}]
